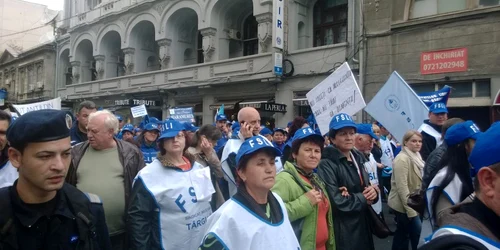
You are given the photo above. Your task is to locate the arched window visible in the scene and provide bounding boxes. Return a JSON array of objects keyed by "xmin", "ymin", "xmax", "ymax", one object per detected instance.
[
  {"xmin": 197, "ymin": 31, "xmax": 204, "ymax": 64},
  {"xmin": 298, "ymin": 21, "xmax": 306, "ymax": 49},
  {"xmin": 243, "ymin": 15, "xmax": 258, "ymax": 56},
  {"xmin": 313, "ymin": 0, "xmax": 348, "ymax": 47}
]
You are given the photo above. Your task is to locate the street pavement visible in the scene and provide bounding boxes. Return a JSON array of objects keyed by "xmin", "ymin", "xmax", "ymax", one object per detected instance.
[{"xmin": 374, "ymin": 203, "xmax": 433, "ymax": 250}]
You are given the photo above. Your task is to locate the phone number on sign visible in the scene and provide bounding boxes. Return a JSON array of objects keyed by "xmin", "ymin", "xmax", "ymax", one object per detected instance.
[{"xmin": 423, "ymin": 61, "xmax": 465, "ymax": 71}]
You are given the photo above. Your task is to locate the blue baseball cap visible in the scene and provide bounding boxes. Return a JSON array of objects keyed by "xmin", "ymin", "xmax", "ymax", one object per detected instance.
[
  {"xmin": 429, "ymin": 102, "xmax": 448, "ymax": 114},
  {"xmin": 375, "ymin": 121, "xmax": 384, "ymax": 128},
  {"xmin": 121, "ymin": 124, "xmax": 134, "ymax": 133},
  {"xmin": 469, "ymin": 122, "xmax": 500, "ymax": 174},
  {"xmin": 292, "ymin": 127, "xmax": 324, "ymax": 144},
  {"xmin": 144, "ymin": 123, "xmax": 160, "ymax": 132},
  {"xmin": 444, "ymin": 120, "xmax": 481, "ymax": 146},
  {"xmin": 357, "ymin": 123, "xmax": 379, "ymax": 140},
  {"xmin": 235, "ymin": 135, "xmax": 282, "ymax": 167},
  {"xmin": 115, "ymin": 114, "xmax": 123, "ymax": 121},
  {"xmin": 273, "ymin": 128, "xmax": 286, "ymax": 135},
  {"xmin": 287, "ymin": 121, "xmax": 293, "ymax": 128},
  {"xmin": 184, "ymin": 122, "xmax": 199, "ymax": 132},
  {"xmin": 134, "ymin": 128, "xmax": 141, "ymax": 133},
  {"xmin": 329, "ymin": 113, "xmax": 356, "ymax": 131},
  {"xmin": 216, "ymin": 114, "xmax": 228, "ymax": 121},
  {"xmin": 159, "ymin": 118, "xmax": 184, "ymax": 139},
  {"xmin": 149, "ymin": 117, "xmax": 160, "ymax": 124},
  {"xmin": 260, "ymin": 127, "xmax": 272, "ymax": 136}
]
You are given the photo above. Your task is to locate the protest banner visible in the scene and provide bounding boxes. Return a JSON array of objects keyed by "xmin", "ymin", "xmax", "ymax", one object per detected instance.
[
  {"xmin": 418, "ymin": 85, "xmax": 451, "ymax": 107},
  {"xmin": 365, "ymin": 71, "xmax": 429, "ymax": 143},
  {"xmin": 306, "ymin": 62, "xmax": 366, "ymax": 135},
  {"xmin": 131, "ymin": 104, "xmax": 148, "ymax": 118},
  {"xmin": 13, "ymin": 97, "xmax": 62, "ymax": 115},
  {"xmin": 169, "ymin": 107, "xmax": 195, "ymax": 123}
]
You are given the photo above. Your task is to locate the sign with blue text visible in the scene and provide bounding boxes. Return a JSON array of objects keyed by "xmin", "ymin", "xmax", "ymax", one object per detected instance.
[
  {"xmin": 365, "ymin": 71, "xmax": 429, "ymax": 143},
  {"xmin": 274, "ymin": 52, "xmax": 283, "ymax": 76},
  {"xmin": 306, "ymin": 62, "xmax": 366, "ymax": 135},
  {"xmin": 272, "ymin": 0, "xmax": 284, "ymax": 49},
  {"xmin": 169, "ymin": 107, "xmax": 195, "ymax": 123},
  {"xmin": 418, "ymin": 85, "xmax": 451, "ymax": 107},
  {"xmin": 130, "ymin": 104, "xmax": 148, "ymax": 118}
]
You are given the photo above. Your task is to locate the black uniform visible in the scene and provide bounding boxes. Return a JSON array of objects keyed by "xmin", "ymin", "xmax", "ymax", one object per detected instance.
[{"xmin": 0, "ymin": 182, "xmax": 112, "ymax": 250}]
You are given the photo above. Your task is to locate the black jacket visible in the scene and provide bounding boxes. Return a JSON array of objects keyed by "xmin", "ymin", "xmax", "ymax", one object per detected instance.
[
  {"xmin": 70, "ymin": 121, "xmax": 87, "ymax": 146},
  {"xmin": 420, "ymin": 120, "xmax": 443, "ymax": 161},
  {"xmin": 421, "ymin": 143, "xmax": 447, "ymax": 190},
  {"xmin": 0, "ymin": 182, "xmax": 111, "ymax": 250},
  {"xmin": 317, "ymin": 146, "xmax": 376, "ymax": 250}
]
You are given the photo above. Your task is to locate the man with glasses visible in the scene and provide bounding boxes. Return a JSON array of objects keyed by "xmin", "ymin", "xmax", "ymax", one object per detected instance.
[{"xmin": 0, "ymin": 110, "xmax": 15, "ymax": 188}]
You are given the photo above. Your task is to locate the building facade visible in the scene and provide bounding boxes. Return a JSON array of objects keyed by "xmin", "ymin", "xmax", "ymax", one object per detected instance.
[
  {"xmin": 0, "ymin": 43, "xmax": 57, "ymax": 109},
  {"xmin": 363, "ymin": 0, "xmax": 500, "ymax": 130},
  {"xmin": 56, "ymin": 0, "xmax": 362, "ymax": 126}
]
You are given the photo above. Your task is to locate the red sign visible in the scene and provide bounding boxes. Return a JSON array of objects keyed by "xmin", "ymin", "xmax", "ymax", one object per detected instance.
[{"xmin": 420, "ymin": 48, "xmax": 468, "ymax": 75}]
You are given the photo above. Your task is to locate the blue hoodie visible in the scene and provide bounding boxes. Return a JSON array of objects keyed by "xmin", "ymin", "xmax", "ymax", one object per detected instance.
[{"xmin": 139, "ymin": 140, "xmax": 159, "ymax": 164}]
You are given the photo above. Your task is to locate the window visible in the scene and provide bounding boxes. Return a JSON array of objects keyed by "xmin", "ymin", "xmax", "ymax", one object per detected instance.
[
  {"xmin": 411, "ymin": 0, "xmax": 500, "ymax": 18},
  {"xmin": 475, "ymin": 79, "xmax": 491, "ymax": 97},
  {"xmin": 243, "ymin": 15, "xmax": 258, "ymax": 56},
  {"xmin": 313, "ymin": 0, "xmax": 348, "ymax": 47},
  {"xmin": 197, "ymin": 32, "xmax": 204, "ymax": 64},
  {"xmin": 411, "ymin": 83, "xmax": 435, "ymax": 94}
]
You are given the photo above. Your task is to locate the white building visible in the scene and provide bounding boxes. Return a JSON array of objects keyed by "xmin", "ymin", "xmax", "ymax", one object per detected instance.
[{"xmin": 56, "ymin": 0, "xmax": 362, "ymax": 126}]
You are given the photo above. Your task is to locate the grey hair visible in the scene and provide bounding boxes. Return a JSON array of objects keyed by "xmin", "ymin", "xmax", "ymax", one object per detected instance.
[{"xmin": 88, "ymin": 110, "xmax": 119, "ymax": 134}]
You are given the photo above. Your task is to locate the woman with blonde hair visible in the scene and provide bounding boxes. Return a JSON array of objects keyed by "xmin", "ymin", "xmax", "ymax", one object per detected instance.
[{"xmin": 388, "ymin": 130, "xmax": 424, "ymax": 250}]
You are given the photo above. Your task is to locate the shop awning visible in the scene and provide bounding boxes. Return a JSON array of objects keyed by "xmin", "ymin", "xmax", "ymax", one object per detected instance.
[
  {"xmin": 293, "ymin": 98, "xmax": 309, "ymax": 106},
  {"xmin": 209, "ymin": 103, "xmax": 237, "ymax": 110}
]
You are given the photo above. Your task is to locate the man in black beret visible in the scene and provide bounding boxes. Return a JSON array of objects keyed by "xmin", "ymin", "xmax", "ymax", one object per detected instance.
[{"xmin": 0, "ymin": 109, "xmax": 111, "ymax": 250}]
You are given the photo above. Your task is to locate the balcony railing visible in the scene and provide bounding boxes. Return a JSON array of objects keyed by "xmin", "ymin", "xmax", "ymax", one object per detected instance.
[
  {"xmin": 70, "ymin": 0, "xmax": 144, "ymax": 28},
  {"xmin": 58, "ymin": 53, "xmax": 275, "ymax": 100}
]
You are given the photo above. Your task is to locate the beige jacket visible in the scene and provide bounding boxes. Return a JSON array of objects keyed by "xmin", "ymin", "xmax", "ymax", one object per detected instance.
[
  {"xmin": 187, "ymin": 147, "xmax": 225, "ymax": 209},
  {"xmin": 388, "ymin": 151, "xmax": 423, "ymax": 218}
]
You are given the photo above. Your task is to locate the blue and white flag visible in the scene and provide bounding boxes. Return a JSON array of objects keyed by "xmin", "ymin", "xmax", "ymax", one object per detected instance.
[
  {"xmin": 364, "ymin": 72, "xmax": 429, "ymax": 143},
  {"xmin": 418, "ymin": 86, "xmax": 451, "ymax": 107}
]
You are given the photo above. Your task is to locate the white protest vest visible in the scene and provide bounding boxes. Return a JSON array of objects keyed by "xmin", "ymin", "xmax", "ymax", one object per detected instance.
[
  {"xmin": 380, "ymin": 138, "xmax": 394, "ymax": 168},
  {"xmin": 364, "ymin": 154, "xmax": 382, "ymax": 214},
  {"xmin": 426, "ymin": 166, "xmax": 463, "ymax": 225},
  {"xmin": 136, "ymin": 159, "xmax": 215, "ymax": 250},
  {"xmin": 0, "ymin": 161, "xmax": 17, "ymax": 188},
  {"xmin": 419, "ymin": 123, "xmax": 443, "ymax": 147},
  {"xmin": 221, "ymin": 137, "xmax": 283, "ymax": 197},
  {"xmin": 428, "ymin": 226, "xmax": 500, "ymax": 250},
  {"xmin": 202, "ymin": 192, "xmax": 301, "ymax": 250}
]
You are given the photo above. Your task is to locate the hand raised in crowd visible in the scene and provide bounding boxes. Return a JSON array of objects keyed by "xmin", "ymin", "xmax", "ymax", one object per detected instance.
[
  {"xmin": 200, "ymin": 136, "xmax": 214, "ymax": 155},
  {"xmin": 363, "ymin": 186, "xmax": 377, "ymax": 201},
  {"xmin": 239, "ymin": 121, "xmax": 254, "ymax": 139},
  {"xmin": 305, "ymin": 189, "xmax": 323, "ymax": 205},
  {"xmin": 339, "ymin": 186, "xmax": 350, "ymax": 197}
]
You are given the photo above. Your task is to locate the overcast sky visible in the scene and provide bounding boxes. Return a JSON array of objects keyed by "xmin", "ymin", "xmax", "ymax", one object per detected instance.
[{"xmin": 24, "ymin": 0, "xmax": 63, "ymax": 10}]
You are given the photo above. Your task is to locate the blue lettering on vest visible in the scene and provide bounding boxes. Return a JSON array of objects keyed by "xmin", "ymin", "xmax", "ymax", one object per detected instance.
[
  {"xmin": 175, "ymin": 194, "xmax": 187, "ymax": 213},
  {"xmin": 189, "ymin": 187, "xmax": 197, "ymax": 203}
]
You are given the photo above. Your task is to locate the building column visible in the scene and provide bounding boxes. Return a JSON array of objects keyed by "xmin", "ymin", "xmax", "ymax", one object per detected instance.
[
  {"xmin": 275, "ymin": 86, "xmax": 293, "ymax": 127},
  {"xmin": 94, "ymin": 55, "xmax": 105, "ymax": 80},
  {"xmin": 122, "ymin": 47, "xmax": 135, "ymax": 75},
  {"xmin": 200, "ymin": 27, "xmax": 217, "ymax": 62},
  {"xmin": 256, "ymin": 13, "xmax": 273, "ymax": 53},
  {"xmin": 157, "ymin": 38, "xmax": 172, "ymax": 70},
  {"xmin": 202, "ymin": 94, "xmax": 215, "ymax": 125},
  {"xmin": 70, "ymin": 61, "xmax": 81, "ymax": 83}
]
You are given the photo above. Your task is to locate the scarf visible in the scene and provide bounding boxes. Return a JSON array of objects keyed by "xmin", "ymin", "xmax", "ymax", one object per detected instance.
[
  {"xmin": 402, "ymin": 146, "xmax": 424, "ymax": 175},
  {"xmin": 294, "ymin": 163, "xmax": 325, "ymax": 191}
]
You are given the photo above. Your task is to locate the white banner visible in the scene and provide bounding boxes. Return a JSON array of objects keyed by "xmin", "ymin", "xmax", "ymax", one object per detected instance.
[
  {"xmin": 306, "ymin": 62, "xmax": 366, "ymax": 135},
  {"xmin": 131, "ymin": 104, "xmax": 148, "ymax": 118},
  {"xmin": 13, "ymin": 97, "xmax": 61, "ymax": 115},
  {"xmin": 364, "ymin": 71, "xmax": 429, "ymax": 143}
]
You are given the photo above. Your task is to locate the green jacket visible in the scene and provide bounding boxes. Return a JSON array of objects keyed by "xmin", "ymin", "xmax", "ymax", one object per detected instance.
[{"xmin": 272, "ymin": 161, "xmax": 335, "ymax": 250}]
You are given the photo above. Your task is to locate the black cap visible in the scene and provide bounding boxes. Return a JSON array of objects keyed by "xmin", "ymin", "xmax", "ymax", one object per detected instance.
[{"xmin": 7, "ymin": 109, "xmax": 73, "ymax": 150}]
